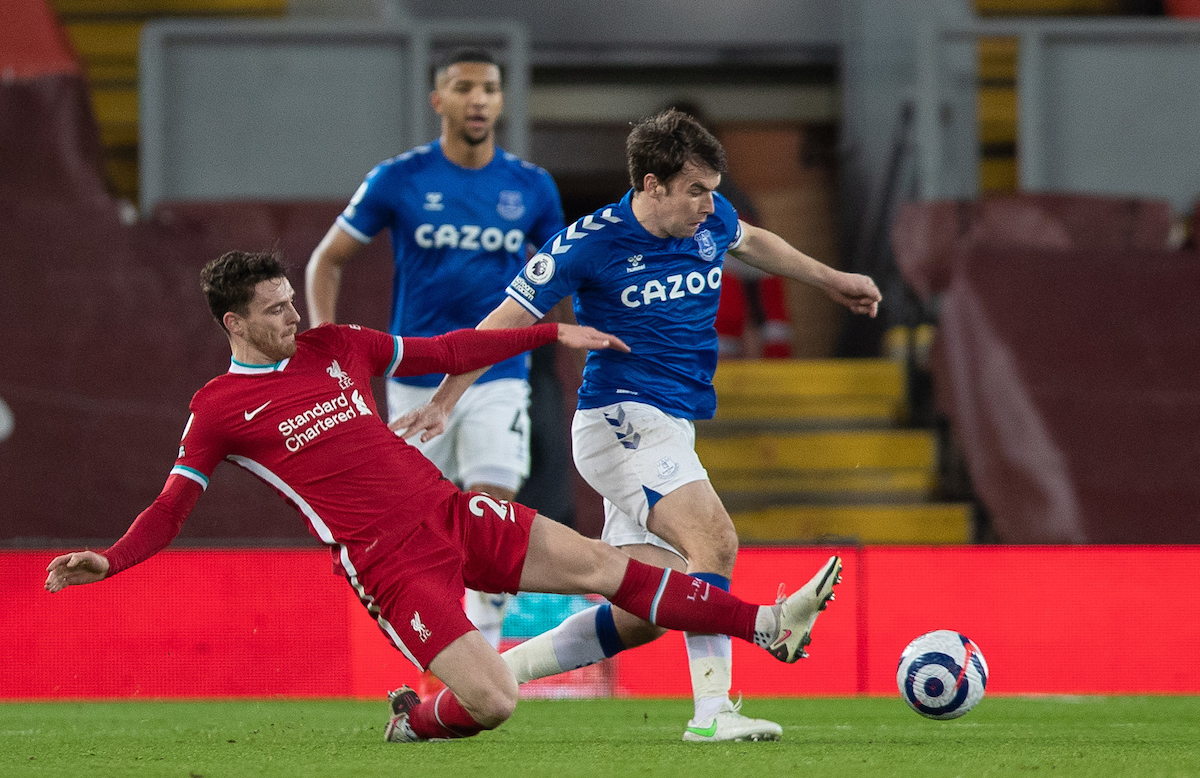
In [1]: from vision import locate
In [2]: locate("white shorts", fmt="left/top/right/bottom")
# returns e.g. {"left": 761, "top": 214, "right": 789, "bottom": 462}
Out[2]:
{"left": 387, "top": 378, "right": 531, "bottom": 492}
{"left": 571, "top": 401, "right": 708, "bottom": 556}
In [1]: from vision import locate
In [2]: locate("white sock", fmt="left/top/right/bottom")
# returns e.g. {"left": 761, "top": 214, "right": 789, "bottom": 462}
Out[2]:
{"left": 502, "top": 629, "right": 563, "bottom": 684}
{"left": 464, "top": 589, "right": 509, "bottom": 649}
{"left": 686, "top": 632, "right": 733, "bottom": 721}
{"left": 503, "top": 605, "right": 611, "bottom": 683}
{"left": 752, "top": 605, "right": 781, "bottom": 649}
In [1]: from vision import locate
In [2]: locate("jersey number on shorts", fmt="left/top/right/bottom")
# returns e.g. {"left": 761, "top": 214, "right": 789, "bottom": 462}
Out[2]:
{"left": 470, "top": 494, "right": 516, "bottom": 523}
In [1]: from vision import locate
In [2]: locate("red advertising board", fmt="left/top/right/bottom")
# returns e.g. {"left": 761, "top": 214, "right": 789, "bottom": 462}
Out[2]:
{"left": 6, "top": 546, "right": 1199, "bottom": 699}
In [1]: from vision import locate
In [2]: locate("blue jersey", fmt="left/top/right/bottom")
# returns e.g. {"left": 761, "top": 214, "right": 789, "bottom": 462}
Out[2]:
{"left": 506, "top": 190, "right": 743, "bottom": 420}
{"left": 337, "top": 139, "right": 564, "bottom": 387}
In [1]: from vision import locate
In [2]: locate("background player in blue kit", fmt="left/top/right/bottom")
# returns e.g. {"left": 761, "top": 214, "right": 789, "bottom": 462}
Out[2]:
{"left": 306, "top": 48, "right": 566, "bottom": 649}
{"left": 396, "top": 109, "right": 881, "bottom": 743}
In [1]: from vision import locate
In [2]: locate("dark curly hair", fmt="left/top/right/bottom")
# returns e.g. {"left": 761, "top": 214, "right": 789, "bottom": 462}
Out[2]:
{"left": 626, "top": 109, "right": 727, "bottom": 191}
{"left": 200, "top": 250, "right": 289, "bottom": 330}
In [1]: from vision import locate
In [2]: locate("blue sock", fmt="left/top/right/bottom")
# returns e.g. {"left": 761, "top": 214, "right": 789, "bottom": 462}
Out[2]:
{"left": 691, "top": 572, "right": 731, "bottom": 592}
{"left": 595, "top": 602, "right": 626, "bottom": 658}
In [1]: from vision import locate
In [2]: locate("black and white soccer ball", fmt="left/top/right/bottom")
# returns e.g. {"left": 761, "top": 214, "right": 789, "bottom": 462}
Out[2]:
{"left": 897, "top": 630, "right": 988, "bottom": 720}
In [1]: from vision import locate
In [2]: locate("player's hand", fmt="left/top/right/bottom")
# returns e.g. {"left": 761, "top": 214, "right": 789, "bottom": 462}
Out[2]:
{"left": 45, "top": 550, "right": 110, "bottom": 592}
{"left": 389, "top": 402, "right": 449, "bottom": 443}
{"left": 556, "top": 324, "right": 631, "bottom": 353}
{"left": 826, "top": 272, "right": 882, "bottom": 318}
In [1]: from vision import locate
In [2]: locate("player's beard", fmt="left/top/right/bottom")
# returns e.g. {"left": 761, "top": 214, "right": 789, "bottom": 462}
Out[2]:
{"left": 246, "top": 324, "right": 297, "bottom": 363}
{"left": 460, "top": 127, "right": 491, "bottom": 147}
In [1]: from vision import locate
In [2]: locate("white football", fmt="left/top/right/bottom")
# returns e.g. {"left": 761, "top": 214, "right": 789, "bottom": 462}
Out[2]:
{"left": 897, "top": 630, "right": 989, "bottom": 720}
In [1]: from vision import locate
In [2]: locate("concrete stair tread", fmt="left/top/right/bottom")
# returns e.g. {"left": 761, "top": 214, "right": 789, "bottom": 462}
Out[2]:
{"left": 710, "top": 358, "right": 908, "bottom": 427}
{"left": 732, "top": 503, "right": 972, "bottom": 545}
{"left": 698, "top": 424, "right": 949, "bottom": 539}
{"left": 696, "top": 429, "right": 937, "bottom": 470}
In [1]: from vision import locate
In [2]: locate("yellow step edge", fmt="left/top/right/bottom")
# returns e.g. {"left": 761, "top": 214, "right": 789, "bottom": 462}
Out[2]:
{"left": 713, "top": 359, "right": 904, "bottom": 399}
{"left": 978, "top": 86, "right": 1017, "bottom": 124}
{"left": 81, "top": 63, "right": 139, "bottom": 83}
{"left": 65, "top": 21, "right": 142, "bottom": 60}
{"left": 103, "top": 157, "right": 140, "bottom": 199}
{"left": 90, "top": 88, "right": 138, "bottom": 130}
{"left": 980, "top": 122, "right": 1017, "bottom": 146}
{"left": 98, "top": 124, "right": 138, "bottom": 148}
{"left": 696, "top": 430, "right": 936, "bottom": 471}
{"left": 710, "top": 469, "right": 937, "bottom": 497}
{"left": 710, "top": 397, "right": 905, "bottom": 423}
{"left": 979, "top": 37, "right": 1018, "bottom": 82}
{"left": 981, "top": 157, "right": 1018, "bottom": 193}
{"left": 732, "top": 504, "right": 971, "bottom": 544}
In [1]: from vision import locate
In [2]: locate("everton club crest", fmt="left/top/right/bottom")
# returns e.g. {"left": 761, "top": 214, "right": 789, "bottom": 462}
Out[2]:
{"left": 695, "top": 229, "right": 717, "bottom": 261}
{"left": 497, "top": 190, "right": 525, "bottom": 220}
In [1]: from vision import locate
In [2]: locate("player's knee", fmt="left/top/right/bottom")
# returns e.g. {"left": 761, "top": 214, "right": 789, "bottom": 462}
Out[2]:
{"left": 685, "top": 529, "right": 738, "bottom": 576}
{"left": 470, "top": 678, "right": 519, "bottom": 728}
{"left": 711, "top": 532, "right": 739, "bottom": 574}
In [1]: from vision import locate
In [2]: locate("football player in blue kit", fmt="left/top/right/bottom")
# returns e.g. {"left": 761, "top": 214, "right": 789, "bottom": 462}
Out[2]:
{"left": 395, "top": 109, "right": 881, "bottom": 742}
{"left": 306, "top": 48, "right": 566, "bottom": 649}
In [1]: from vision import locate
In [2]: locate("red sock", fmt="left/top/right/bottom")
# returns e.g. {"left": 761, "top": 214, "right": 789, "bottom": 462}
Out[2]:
{"left": 408, "top": 688, "right": 488, "bottom": 740}
{"left": 611, "top": 559, "right": 758, "bottom": 643}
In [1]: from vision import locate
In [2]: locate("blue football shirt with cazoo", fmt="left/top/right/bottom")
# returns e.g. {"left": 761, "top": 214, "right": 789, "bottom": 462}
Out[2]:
{"left": 506, "top": 190, "right": 742, "bottom": 420}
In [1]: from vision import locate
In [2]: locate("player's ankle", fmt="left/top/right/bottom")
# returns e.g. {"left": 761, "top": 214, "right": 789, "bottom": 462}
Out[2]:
{"left": 752, "top": 604, "right": 781, "bottom": 649}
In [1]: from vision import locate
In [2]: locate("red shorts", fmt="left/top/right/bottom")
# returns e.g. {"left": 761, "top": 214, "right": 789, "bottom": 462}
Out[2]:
{"left": 347, "top": 486, "right": 537, "bottom": 670}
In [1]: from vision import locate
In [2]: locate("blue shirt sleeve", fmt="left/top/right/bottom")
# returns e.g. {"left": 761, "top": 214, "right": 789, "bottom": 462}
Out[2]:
{"left": 527, "top": 170, "right": 566, "bottom": 249}
{"left": 336, "top": 163, "right": 392, "bottom": 243}
{"left": 505, "top": 223, "right": 590, "bottom": 319}
{"left": 712, "top": 191, "right": 743, "bottom": 250}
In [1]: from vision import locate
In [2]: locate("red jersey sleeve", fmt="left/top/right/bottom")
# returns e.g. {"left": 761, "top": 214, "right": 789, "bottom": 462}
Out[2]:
{"left": 395, "top": 323, "right": 558, "bottom": 377}
{"left": 316, "top": 324, "right": 404, "bottom": 378}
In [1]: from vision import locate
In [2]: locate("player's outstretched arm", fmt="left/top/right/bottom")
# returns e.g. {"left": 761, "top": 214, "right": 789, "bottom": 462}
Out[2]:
{"left": 389, "top": 298, "right": 578, "bottom": 442}
{"left": 392, "top": 324, "right": 624, "bottom": 440}
{"left": 390, "top": 320, "right": 628, "bottom": 442}
{"left": 45, "top": 550, "right": 110, "bottom": 592}
{"left": 306, "top": 224, "right": 364, "bottom": 327}
{"left": 730, "top": 222, "right": 881, "bottom": 318}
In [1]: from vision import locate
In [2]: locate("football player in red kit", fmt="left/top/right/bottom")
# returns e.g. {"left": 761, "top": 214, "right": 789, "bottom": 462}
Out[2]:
{"left": 46, "top": 250, "right": 842, "bottom": 743}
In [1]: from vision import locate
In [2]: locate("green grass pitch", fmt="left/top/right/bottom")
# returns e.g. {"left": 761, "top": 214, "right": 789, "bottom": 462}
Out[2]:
{"left": 3, "top": 697, "right": 1200, "bottom": 777}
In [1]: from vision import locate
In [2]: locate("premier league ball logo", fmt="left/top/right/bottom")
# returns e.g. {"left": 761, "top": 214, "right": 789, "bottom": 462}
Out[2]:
{"left": 897, "top": 630, "right": 988, "bottom": 720}
{"left": 524, "top": 253, "right": 555, "bottom": 285}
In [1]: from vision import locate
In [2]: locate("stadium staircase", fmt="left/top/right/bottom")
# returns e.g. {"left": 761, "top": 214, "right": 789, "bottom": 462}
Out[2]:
{"left": 696, "top": 359, "right": 974, "bottom": 545}
{"left": 974, "top": 0, "right": 1125, "bottom": 193}
{"left": 50, "top": 0, "right": 288, "bottom": 203}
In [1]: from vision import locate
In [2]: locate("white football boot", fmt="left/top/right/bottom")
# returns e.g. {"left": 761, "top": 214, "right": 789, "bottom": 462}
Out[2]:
{"left": 384, "top": 685, "right": 425, "bottom": 743}
{"left": 682, "top": 697, "right": 783, "bottom": 742}
{"left": 766, "top": 555, "right": 842, "bottom": 663}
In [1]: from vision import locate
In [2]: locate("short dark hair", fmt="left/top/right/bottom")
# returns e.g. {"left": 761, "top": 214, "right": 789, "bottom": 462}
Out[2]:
{"left": 200, "top": 250, "right": 288, "bottom": 330}
{"left": 626, "top": 109, "right": 727, "bottom": 191}
{"left": 434, "top": 47, "right": 501, "bottom": 86}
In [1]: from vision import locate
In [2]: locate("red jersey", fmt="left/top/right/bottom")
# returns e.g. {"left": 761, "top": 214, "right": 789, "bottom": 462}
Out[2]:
{"left": 103, "top": 323, "right": 557, "bottom": 576}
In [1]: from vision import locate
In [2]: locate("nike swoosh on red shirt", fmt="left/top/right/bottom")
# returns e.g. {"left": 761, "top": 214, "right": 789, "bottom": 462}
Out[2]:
{"left": 244, "top": 401, "right": 271, "bottom": 421}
